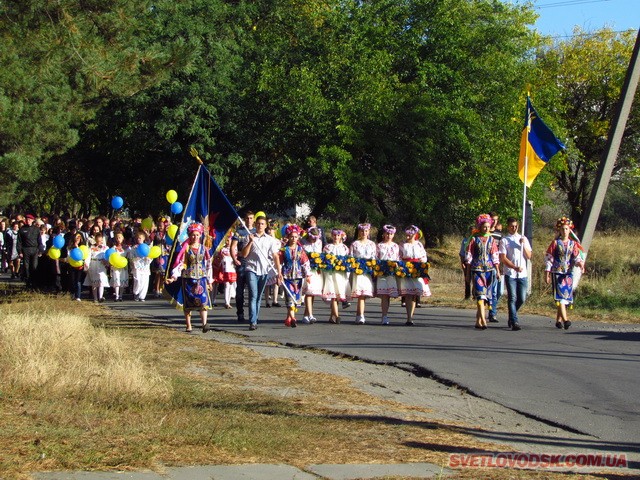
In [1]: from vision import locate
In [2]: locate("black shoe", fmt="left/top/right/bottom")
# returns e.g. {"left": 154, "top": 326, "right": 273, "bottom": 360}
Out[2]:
{"left": 202, "top": 324, "right": 209, "bottom": 333}
{"left": 272, "top": 302, "right": 281, "bottom": 308}
{"left": 249, "top": 323, "right": 257, "bottom": 331}
{"left": 265, "top": 303, "right": 271, "bottom": 308}
{"left": 555, "top": 321, "right": 562, "bottom": 329}
{"left": 512, "top": 322, "right": 521, "bottom": 331}
{"left": 507, "top": 319, "right": 513, "bottom": 328}
{"left": 564, "top": 320, "right": 571, "bottom": 330}
{"left": 488, "top": 316, "right": 499, "bottom": 323}
{"left": 342, "top": 301, "right": 351, "bottom": 309}
{"left": 415, "top": 302, "right": 422, "bottom": 308}
{"left": 405, "top": 320, "right": 414, "bottom": 326}
{"left": 98, "top": 297, "right": 105, "bottom": 303}
{"left": 237, "top": 316, "right": 245, "bottom": 323}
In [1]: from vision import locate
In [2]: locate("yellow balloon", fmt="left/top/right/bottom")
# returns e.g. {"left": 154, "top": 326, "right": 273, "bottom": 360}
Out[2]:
{"left": 79, "top": 244, "right": 90, "bottom": 259}
{"left": 116, "top": 256, "right": 128, "bottom": 269}
{"left": 274, "top": 228, "right": 282, "bottom": 240}
{"left": 109, "top": 253, "right": 122, "bottom": 267}
{"left": 48, "top": 247, "right": 61, "bottom": 260}
{"left": 166, "top": 189, "right": 178, "bottom": 204}
{"left": 69, "top": 258, "right": 84, "bottom": 268}
{"left": 148, "top": 245, "right": 162, "bottom": 259}
{"left": 141, "top": 217, "right": 154, "bottom": 231}
{"left": 167, "top": 224, "right": 178, "bottom": 240}
{"left": 255, "top": 210, "right": 266, "bottom": 220}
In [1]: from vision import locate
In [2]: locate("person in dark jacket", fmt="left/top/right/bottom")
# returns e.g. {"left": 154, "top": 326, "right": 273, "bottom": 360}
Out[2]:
{"left": 17, "top": 214, "right": 43, "bottom": 287}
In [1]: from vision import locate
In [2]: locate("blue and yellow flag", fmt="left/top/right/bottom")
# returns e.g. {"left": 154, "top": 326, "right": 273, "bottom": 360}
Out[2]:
{"left": 519, "top": 97, "right": 565, "bottom": 187}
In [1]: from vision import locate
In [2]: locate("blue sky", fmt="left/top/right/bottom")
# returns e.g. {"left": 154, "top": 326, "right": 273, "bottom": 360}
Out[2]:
{"left": 517, "top": 0, "right": 640, "bottom": 37}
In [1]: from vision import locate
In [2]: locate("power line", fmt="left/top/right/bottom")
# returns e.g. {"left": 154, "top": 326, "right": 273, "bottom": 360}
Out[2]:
{"left": 536, "top": 0, "right": 614, "bottom": 9}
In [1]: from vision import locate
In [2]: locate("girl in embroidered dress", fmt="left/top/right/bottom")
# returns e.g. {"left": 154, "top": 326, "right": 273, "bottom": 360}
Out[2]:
{"left": 322, "top": 229, "right": 350, "bottom": 323}
{"left": 166, "top": 222, "right": 214, "bottom": 333}
{"left": 301, "top": 226, "right": 324, "bottom": 324}
{"left": 350, "top": 223, "right": 376, "bottom": 324}
{"left": 279, "top": 224, "right": 311, "bottom": 328}
{"left": 151, "top": 220, "right": 170, "bottom": 298}
{"left": 84, "top": 232, "right": 109, "bottom": 302}
{"left": 465, "top": 214, "right": 500, "bottom": 329}
{"left": 544, "top": 216, "right": 585, "bottom": 330}
{"left": 109, "top": 231, "right": 129, "bottom": 302}
{"left": 399, "top": 226, "right": 428, "bottom": 325}
{"left": 213, "top": 235, "right": 237, "bottom": 309}
{"left": 376, "top": 225, "right": 400, "bottom": 325}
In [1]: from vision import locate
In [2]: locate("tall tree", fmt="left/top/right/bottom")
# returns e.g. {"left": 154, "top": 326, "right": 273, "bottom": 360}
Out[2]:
{"left": 533, "top": 28, "right": 640, "bottom": 229}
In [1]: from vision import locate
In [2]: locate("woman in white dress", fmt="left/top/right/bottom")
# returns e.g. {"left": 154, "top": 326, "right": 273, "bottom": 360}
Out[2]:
{"left": 349, "top": 223, "right": 376, "bottom": 325}
{"left": 376, "top": 225, "right": 400, "bottom": 325}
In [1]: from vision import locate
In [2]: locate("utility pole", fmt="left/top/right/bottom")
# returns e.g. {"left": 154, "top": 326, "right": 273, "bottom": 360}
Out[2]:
{"left": 579, "top": 28, "right": 640, "bottom": 253}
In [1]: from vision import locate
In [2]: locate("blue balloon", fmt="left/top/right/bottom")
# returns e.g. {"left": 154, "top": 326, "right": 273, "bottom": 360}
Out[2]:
{"left": 52, "top": 235, "right": 65, "bottom": 249}
{"left": 111, "top": 196, "right": 124, "bottom": 209}
{"left": 70, "top": 247, "right": 83, "bottom": 262}
{"left": 165, "top": 236, "right": 173, "bottom": 246}
{"left": 104, "top": 247, "right": 116, "bottom": 261}
{"left": 170, "top": 201, "right": 183, "bottom": 215}
{"left": 136, "top": 243, "right": 150, "bottom": 257}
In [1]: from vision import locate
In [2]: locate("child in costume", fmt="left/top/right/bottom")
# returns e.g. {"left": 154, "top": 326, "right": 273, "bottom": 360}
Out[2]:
{"left": 279, "top": 224, "right": 311, "bottom": 327}
{"left": 128, "top": 231, "right": 153, "bottom": 302}
{"left": 301, "top": 226, "right": 324, "bottom": 324}
{"left": 349, "top": 223, "right": 376, "bottom": 324}
{"left": 151, "top": 219, "right": 170, "bottom": 298}
{"left": 109, "top": 231, "right": 129, "bottom": 301}
{"left": 322, "top": 229, "right": 350, "bottom": 323}
{"left": 166, "top": 222, "right": 214, "bottom": 333}
{"left": 544, "top": 216, "right": 585, "bottom": 330}
{"left": 465, "top": 214, "right": 500, "bottom": 329}
{"left": 83, "top": 232, "right": 109, "bottom": 302}
{"left": 376, "top": 225, "right": 400, "bottom": 325}
{"left": 213, "top": 235, "right": 237, "bottom": 309}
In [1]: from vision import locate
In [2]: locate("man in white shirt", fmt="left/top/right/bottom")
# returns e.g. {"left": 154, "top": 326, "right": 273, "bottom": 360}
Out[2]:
{"left": 241, "top": 215, "right": 283, "bottom": 330}
{"left": 499, "top": 217, "right": 532, "bottom": 331}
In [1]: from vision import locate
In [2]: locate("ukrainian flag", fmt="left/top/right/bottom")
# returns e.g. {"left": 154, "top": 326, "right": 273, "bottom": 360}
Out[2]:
{"left": 519, "top": 97, "right": 565, "bottom": 187}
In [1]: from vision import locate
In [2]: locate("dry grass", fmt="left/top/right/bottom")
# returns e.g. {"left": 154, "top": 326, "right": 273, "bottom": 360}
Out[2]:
{"left": 0, "top": 291, "right": 621, "bottom": 480}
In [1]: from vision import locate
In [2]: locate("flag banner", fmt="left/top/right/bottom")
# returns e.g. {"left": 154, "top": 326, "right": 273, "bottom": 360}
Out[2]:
{"left": 519, "top": 97, "right": 566, "bottom": 187}
{"left": 164, "top": 165, "right": 239, "bottom": 308}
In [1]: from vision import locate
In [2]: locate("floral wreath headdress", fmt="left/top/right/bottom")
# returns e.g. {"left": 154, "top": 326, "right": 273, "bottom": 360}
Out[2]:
{"left": 187, "top": 222, "right": 204, "bottom": 235}
{"left": 382, "top": 224, "right": 396, "bottom": 234}
{"left": 476, "top": 214, "right": 493, "bottom": 229}
{"left": 556, "top": 216, "right": 574, "bottom": 229}
{"left": 306, "top": 227, "right": 320, "bottom": 240}
{"left": 285, "top": 224, "right": 302, "bottom": 236}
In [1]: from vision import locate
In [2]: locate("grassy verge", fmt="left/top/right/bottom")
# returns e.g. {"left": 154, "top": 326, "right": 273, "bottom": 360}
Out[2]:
{"left": 0, "top": 290, "right": 619, "bottom": 480}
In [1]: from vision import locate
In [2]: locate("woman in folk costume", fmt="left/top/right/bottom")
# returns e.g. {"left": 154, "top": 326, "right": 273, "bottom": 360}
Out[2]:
{"left": 83, "top": 232, "right": 109, "bottom": 302}
{"left": 301, "top": 226, "right": 324, "bottom": 324}
{"left": 399, "top": 225, "right": 428, "bottom": 326}
{"left": 375, "top": 224, "right": 400, "bottom": 325}
{"left": 212, "top": 234, "right": 237, "bottom": 309}
{"left": 465, "top": 214, "right": 501, "bottom": 329}
{"left": 322, "top": 228, "right": 350, "bottom": 324}
{"left": 279, "top": 224, "right": 312, "bottom": 328}
{"left": 349, "top": 223, "right": 376, "bottom": 325}
{"left": 165, "top": 222, "right": 214, "bottom": 333}
{"left": 544, "top": 216, "right": 585, "bottom": 330}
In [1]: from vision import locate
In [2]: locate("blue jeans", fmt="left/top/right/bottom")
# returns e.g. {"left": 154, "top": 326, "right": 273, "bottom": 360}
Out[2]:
{"left": 246, "top": 271, "right": 268, "bottom": 326}
{"left": 505, "top": 275, "right": 528, "bottom": 324}
{"left": 489, "top": 275, "right": 502, "bottom": 319}
{"left": 235, "top": 261, "right": 247, "bottom": 319}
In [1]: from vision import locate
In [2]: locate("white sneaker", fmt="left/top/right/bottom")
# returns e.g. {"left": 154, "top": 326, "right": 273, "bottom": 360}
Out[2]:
{"left": 356, "top": 315, "right": 365, "bottom": 325}
{"left": 302, "top": 316, "right": 311, "bottom": 324}
{"left": 382, "top": 316, "right": 389, "bottom": 325}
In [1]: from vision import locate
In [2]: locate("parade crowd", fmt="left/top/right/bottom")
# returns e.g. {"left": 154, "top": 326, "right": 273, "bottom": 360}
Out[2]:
{"left": 0, "top": 210, "right": 584, "bottom": 332}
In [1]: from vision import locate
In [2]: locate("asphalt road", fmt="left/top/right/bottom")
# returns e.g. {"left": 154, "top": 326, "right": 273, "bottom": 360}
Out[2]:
{"left": 114, "top": 294, "right": 640, "bottom": 461}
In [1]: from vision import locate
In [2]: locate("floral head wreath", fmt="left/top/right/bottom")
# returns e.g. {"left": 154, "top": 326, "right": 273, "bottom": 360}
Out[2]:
{"left": 285, "top": 224, "right": 302, "bottom": 236}
{"left": 476, "top": 214, "right": 493, "bottom": 228}
{"left": 382, "top": 224, "right": 396, "bottom": 234}
{"left": 331, "top": 228, "right": 346, "bottom": 239}
{"left": 357, "top": 223, "right": 371, "bottom": 231}
{"left": 405, "top": 225, "right": 419, "bottom": 236}
{"left": 556, "top": 216, "right": 574, "bottom": 229}
{"left": 306, "top": 227, "right": 320, "bottom": 240}
{"left": 187, "top": 222, "right": 204, "bottom": 235}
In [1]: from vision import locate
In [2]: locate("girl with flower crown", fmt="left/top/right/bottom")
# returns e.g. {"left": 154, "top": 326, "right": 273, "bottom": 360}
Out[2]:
{"left": 166, "top": 222, "right": 213, "bottom": 333}
{"left": 399, "top": 225, "right": 428, "bottom": 326}
{"left": 465, "top": 214, "right": 500, "bottom": 329}
{"left": 350, "top": 223, "right": 376, "bottom": 324}
{"left": 279, "top": 224, "right": 311, "bottom": 327}
{"left": 322, "top": 228, "right": 350, "bottom": 323}
{"left": 301, "top": 226, "right": 324, "bottom": 323}
{"left": 544, "top": 216, "right": 585, "bottom": 330}
{"left": 376, "top": 225, "right": 400, "bottom": 325}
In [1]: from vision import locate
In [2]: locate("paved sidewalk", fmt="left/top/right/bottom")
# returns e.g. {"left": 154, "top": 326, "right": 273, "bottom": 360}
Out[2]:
{"left": 33, "top": 462, "right": 450, "bottom": 479}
